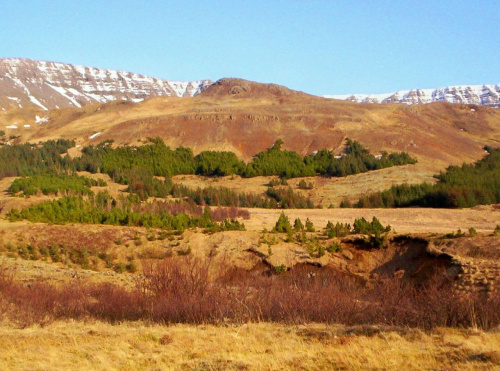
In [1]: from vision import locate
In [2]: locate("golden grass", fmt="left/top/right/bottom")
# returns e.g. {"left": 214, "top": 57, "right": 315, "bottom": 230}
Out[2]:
{"left": 0, "top": 321, "right": 498, "bottom": 370}
{"left": 244, "top": 206, "right": 500, "bottom": 234}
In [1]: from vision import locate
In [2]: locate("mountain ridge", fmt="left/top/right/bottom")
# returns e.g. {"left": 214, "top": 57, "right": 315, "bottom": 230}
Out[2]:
{"left": 324, "top": 84, "right": 500, "bottom": 108}
{"left": 1, "top": 58, "right": 499, "bottom": 111}
{"left": 0, "top": 58, "right": 212, "bottom": 111}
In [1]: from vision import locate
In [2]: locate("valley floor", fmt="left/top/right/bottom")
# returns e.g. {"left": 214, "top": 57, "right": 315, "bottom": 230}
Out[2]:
{"left": 1, "top": 321, "right": 499, "bottom": 370}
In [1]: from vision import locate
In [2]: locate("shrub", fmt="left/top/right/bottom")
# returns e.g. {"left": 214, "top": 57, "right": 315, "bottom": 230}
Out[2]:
{"left": 273, "top": 264, "right": 287, "bottom": 275}
{"left": 326, "top": 242, "right": 342, "bottom": 253}
{"left": 0, "top": 259, "right": 499, "bottom": 330}
{"left": 126, "top": 261, "right": 138, "bottom": 273}
{"left": 305, "top": 218, "right": 315, "bottom": 232}
{"left": 444, "top": 229, "right": 466, "bottom": 239}
{"left": 325, "top": 221, "right": 351, "bottom": 238}
{"left": 298, "top": 180, "right": 313, "bottom": 190}
{"left": 204, "top": 219, "right": 246, "bottom": 234}
{"left": 366, "top": 234, "right": 389, "bottom": 249}
{"left": 268, "top": 178, "right": 288, "bottom": 187}
{"left": 494, "top": 225, "right": 500, "bottom": 236}
{"left": 177, "top": 247, "right": 192, "bottom": 256}
{"left": 339, "top": 198, "right": 352, "bottom": 208}
{"left": 353, "top": 217, "right": 391, "bottom": 235}
{"left": 114, "top": 262, "right": 127, "bottom": 273}
{"left": 293, "top": 218, "right": 304, "bottom": 231}
{"left": 273, "top": 212, "right": 292, "bottom": 233}
{"left": 353, "top": 217, "right": 391, "bottom": 249}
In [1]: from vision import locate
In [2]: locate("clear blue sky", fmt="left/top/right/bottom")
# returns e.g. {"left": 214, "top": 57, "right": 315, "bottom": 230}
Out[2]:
{"left": 2, "top": 1, "right": 499, "bottom": 95}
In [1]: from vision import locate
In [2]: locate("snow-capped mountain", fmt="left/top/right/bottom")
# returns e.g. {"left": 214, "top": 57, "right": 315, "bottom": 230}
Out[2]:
{"left": 0, "top": 58, "right": 212, "bottom": 111}
{"left": 324, "top": 84, "right": 500, "bottom": 108}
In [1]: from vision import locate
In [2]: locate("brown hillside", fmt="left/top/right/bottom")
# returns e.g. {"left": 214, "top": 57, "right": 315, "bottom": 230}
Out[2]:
{"left": 2, "top": 78, "right": 500, "bottom": 175}
{"left": 200, "top": 77, "right": 310, "bottom": 99}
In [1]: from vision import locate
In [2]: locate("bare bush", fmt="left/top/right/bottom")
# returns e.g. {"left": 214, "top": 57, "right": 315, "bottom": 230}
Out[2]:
{"left": 0, "top": 259, "right": 498, "bottom": 330}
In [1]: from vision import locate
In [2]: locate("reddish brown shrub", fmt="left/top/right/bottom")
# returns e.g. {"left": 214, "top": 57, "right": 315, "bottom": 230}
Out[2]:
{"left": 0, "top": 259, "right": 498, "bottom": 330}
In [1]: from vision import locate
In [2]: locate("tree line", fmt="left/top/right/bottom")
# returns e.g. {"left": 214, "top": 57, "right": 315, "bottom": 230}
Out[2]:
{"left": 1, "top": 137, "right": 416, "bottom": 209}
{"left": 74, "top": 137, "right": 416, "bottom": 179}
{"left": 1, "top": 137, "right": 416, "bottom": 182}
{"left": 10, "top": 173, "right": 107, "bottom": 196}
{"left": 7, "top": 192, "right": 246, "bottom": 232}
{"left": 0, "top": 139, "right": 75, "bottom": 179}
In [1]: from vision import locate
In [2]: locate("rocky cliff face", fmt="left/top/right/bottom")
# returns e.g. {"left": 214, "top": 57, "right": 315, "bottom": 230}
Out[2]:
{"left": 324, "top": 84, "right": 500, "bottom": 108}
{"left": 0, "top": 58, "right": 212, "bottom": 111}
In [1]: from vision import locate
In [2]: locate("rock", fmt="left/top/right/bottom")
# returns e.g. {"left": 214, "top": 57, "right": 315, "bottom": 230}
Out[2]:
{"left": 394, "top": 270, "right": 405, "bottom": 279}
{"left": 341, "top": 250, "right": 353, "bottom": 260}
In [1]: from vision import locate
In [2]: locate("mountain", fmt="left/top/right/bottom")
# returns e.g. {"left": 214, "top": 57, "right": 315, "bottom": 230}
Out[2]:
{"left": 0, "top": 58, "right": 212, "bottom": 111}
{"left": 324, "top": 84, "right": 500, "bottom": 108}
{"left": 3, "top": 77, "right": 500, "bottom": 178}
{"left": 2, "top": 58, "right": 499, "bottom": 112}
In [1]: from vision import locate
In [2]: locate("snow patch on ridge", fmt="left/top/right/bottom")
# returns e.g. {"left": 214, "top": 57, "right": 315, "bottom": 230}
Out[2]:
{"left": 325, "top": 84, "right": 500, "bottom": 108}
{"left": 35, "top": 115, "right": 49, "bottom": 124}
{"left": 46, "top": 84, "right": 82, "bottom": 108}
{"left": 28, "top": 95, "right": 48, "bottom": 110}
{"left": 0, "top": 58, "right": 213, "bottom": 111}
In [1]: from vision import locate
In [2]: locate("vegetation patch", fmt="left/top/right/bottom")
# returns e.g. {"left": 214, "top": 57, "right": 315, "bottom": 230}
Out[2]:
{"left": 10, "top": 173, "right": 106, "bottom": 196}
{"left": 0, "top": 257, "right": 498, "bottom": 330}
{"left": 7, "top": 192, "right": 249, "bottom": 232}
{"left": 357, "top": 147, "right": 500, "bottom": 208}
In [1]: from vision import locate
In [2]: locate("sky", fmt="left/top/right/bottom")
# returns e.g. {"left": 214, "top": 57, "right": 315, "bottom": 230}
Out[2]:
{"left": 1, "top": 1, "right": 499, "bottom": 95}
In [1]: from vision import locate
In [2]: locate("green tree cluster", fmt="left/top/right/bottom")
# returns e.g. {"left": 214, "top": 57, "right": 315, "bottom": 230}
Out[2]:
{"left": 273, "top": 212, "right": 293, "bottom": 233}
{"left": 243, "top": 140, "right": 316, "bottom": 178}
{"left": 0, "top": 140, "right": 75, "bottom": 179}
{"left": 10, "top": 173, "right": 106, "bottom": 196}
{"left": 7, "top": 193, "right": 237, "bottom": 232}
{"left": 325, "top": 221, "right": 351, "bottom": 237}
{"left": 305, "top": 139, "right": 417, "bottom": 177}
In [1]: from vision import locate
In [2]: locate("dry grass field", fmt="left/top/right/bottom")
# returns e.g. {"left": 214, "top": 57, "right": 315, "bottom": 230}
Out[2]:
{"left": 172, "top": 163, "right": 437, "bottom": 207}
{"left": 0, "top": 321, "right": 499, "bottom": 370}
{"left": 244, "top": 205, "right": 500, "bottom": 234}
